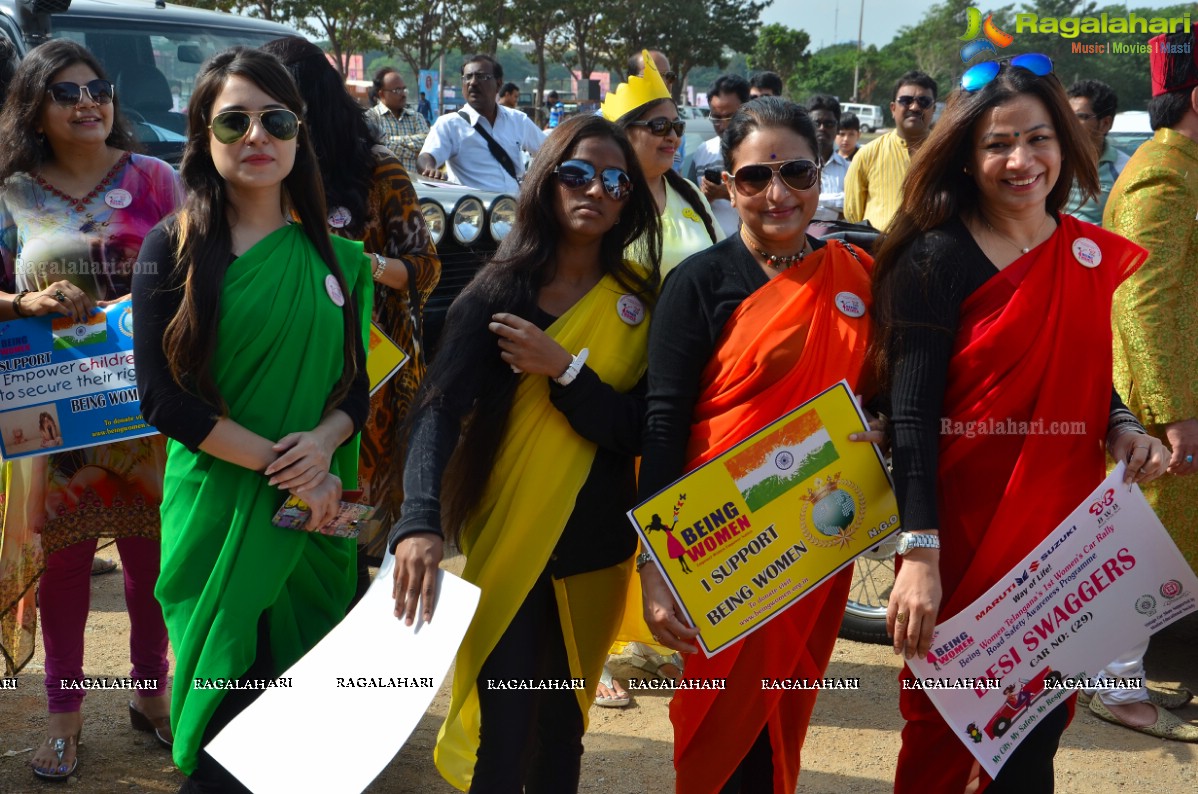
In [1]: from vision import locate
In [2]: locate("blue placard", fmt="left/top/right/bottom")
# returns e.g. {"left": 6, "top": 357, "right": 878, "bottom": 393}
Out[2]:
{"left": 0, "top": 300, "right": 156, "bottom": 460}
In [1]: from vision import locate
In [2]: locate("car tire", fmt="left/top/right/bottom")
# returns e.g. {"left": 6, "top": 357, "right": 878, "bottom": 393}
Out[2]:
{"left": 862, "top": 125, "right": 873, "bottom": 133}
{"left": 992, "top": 716, "right": 1012, "bottom": 738}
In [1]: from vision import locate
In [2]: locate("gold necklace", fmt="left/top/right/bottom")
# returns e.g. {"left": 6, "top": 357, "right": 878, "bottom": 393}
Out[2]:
{"left": 983, "top": 213, "right": 1050, "bottom": 255}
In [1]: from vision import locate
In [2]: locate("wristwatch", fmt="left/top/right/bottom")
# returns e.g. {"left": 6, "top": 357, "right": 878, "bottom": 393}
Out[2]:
{"left": 554, "top": 347, "right": 589, "bottom": 386}
{"left": 895, "top": 531, "right": 940, "bottom": 556}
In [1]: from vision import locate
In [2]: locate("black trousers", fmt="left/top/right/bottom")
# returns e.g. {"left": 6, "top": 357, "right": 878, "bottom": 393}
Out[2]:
{"left": 718, "top": 727, "right": 774, "bottom": 794}
{"left": 470, "top": 571, "right": 584, "bottom": 794}
{"left": 985, "top": 699, "right": 1070, "bottom": 793}
{"left": 178, "top": 615, "right": 275, "bottom": 794}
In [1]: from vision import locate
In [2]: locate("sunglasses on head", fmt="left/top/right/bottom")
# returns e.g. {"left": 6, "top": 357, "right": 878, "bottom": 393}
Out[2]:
{"left": 961, "top": 53, "right": 1054, "bottom": 92}
{"left": 731, "top": 159, "right": 820, "bottom": 195}
{"left": 895, "top": 95, "right": 934, "bottom": 109}
{"left": 208, "top": 108, "right": 302, "bottom": 145}
{"left": 554, "top": 159, "right": 633, "bottom": 200}
{"left": 627, "top": 117, "right": 685, "bottom": 137}
{"left": 46, "top": 79, "right": 115, "bottom": 107}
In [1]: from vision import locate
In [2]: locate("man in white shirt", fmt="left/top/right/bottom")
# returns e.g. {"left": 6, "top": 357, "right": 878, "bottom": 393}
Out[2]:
{"left": 689, "top": 74, "right": 749, "bottom": 237}
{"left": 417, "top": 54, "right": 546, "bottom": 193}
{"left": 808, "top": 94, "right": 850, "bottom": 221}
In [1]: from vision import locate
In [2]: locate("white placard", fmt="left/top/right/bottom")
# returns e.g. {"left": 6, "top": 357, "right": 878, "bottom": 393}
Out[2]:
{"left": 207, "top": 555, "right": 479, "bottom": 793}
{"left": 907, "top": 463, "right": 1198, "bottom": 778}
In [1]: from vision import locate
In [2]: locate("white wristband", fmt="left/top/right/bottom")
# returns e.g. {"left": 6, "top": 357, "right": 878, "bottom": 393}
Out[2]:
{"left": 554, "top": 348, "right": 589, "bottom": 386}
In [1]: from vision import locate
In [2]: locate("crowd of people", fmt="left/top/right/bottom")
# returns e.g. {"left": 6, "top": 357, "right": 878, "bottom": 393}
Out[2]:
{"left": 0, "top": 18, "right": 1196, "bottom": 794}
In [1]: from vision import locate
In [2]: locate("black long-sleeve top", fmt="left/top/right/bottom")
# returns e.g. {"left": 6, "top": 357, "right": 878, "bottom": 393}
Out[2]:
{"left": 887, "top": 216, "right": 1128, "bottom": 532}
{"left": 132, "top": 223, "right": 370, "bottom": 452}
{"left": 388, "top": 290, "right": 646, "bottom": 578}
{"left": 639, "top": 234, "right": 839, "bottom": 501}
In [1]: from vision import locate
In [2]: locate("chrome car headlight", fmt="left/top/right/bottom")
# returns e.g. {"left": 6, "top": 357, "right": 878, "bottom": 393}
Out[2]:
{"left": 419, "top": 198, "right": 446, "bottom": 246}
{"left": 488, "top": 196, "right": 517, "bottom": 242}
{"left": 452, "top": 196, "right": 485, "bottom": 245}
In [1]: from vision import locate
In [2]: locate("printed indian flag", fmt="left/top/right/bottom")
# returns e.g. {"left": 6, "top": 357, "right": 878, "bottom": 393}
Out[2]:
{"left": 723, "top": 410, "right": 839, "bottom": 512}
{"left": 51, "top": 311, "right": 107, "bottom": 350}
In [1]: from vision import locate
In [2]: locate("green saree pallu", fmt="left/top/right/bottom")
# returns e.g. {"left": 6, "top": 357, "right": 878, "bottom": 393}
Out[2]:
{"left": 155, "top": 224, "right": 371, "bottom": 774}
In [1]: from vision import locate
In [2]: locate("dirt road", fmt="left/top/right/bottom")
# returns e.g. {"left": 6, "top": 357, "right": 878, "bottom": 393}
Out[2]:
{"left": 1, "top": 547, "right": 1194, "bottom": 793}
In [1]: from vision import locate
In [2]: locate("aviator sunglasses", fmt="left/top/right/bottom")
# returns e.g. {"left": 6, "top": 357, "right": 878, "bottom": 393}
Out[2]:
{"left": 554, "top": 159, "right": 633, "bottom": 200}
{"left": 731, "top": 159, "right": 820, "bottom": 196}
{"left": 626, "top": 117, "right": 686, "bottom": 137}
{"left": 961, "top": 53, "right": 1054, "bottom": 92}
{"left": 208, "top": 108, "right": 302, "bottom": 144}
{"left": 46, "top": 79, "right": 115, "bottom": 107}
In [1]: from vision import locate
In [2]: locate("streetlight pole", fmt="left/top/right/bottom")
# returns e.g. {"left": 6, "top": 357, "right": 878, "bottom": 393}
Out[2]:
{"left": 852, "top": 0, "right": 865, "bottom": 101}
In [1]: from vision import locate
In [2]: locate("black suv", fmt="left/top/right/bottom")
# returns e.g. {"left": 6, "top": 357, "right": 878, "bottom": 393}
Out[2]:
{"left": 0, "top": 0, "right": 513, "bottom": 351}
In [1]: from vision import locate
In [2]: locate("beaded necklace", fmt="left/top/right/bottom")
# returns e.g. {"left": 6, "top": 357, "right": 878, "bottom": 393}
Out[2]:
{"left": 35, "top": 151, "right": 131, "bottom": 213}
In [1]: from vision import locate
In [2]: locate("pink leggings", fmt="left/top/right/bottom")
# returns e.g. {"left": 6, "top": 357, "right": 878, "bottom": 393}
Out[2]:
{"left": 40, "top": 537, "right": 169, "bottom": 713}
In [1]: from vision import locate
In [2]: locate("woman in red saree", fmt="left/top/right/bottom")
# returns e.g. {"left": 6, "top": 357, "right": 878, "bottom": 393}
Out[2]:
{"left": 871, "top": 59, "right": 1169, "bottom": 793}
{"left": 639, "top": 97, "right": 882, "bottom": 793}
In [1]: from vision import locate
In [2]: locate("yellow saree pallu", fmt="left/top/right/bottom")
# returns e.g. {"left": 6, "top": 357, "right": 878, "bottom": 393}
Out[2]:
{"left": 434, "top": 273, "right": 649, "bottom": 790}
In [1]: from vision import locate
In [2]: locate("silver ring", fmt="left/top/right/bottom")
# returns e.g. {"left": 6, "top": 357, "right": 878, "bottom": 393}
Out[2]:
{"left": 54, "top": 289, "right": 67, "bottom": 303}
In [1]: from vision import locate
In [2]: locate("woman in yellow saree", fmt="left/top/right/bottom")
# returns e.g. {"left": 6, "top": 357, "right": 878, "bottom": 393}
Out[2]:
{"left": 390, "top": 113, "right": 661, "bottom": 792}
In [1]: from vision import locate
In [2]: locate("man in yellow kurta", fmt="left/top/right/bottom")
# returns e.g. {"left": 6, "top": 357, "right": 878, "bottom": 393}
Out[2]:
{"left": 1095, "top": 23, "right": 1198, "bottom": 743}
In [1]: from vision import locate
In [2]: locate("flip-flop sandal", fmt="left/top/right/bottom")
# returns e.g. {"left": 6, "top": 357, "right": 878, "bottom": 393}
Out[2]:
{"left": 31, "top": 730, "right": 81, "bottom": 781}
{"left": 627, "top": 643, "right": 684, "bottom": 682}
{"left": 595, "top": 665, "right": 631, "bottom": 708}
{"left": 129, "top": 700, "right": 173, "bottom": 748}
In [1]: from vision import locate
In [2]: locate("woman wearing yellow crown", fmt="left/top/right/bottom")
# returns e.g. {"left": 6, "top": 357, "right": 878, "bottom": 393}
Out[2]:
{"left": 595, "top": 50, "right": 725, "bottom": 709}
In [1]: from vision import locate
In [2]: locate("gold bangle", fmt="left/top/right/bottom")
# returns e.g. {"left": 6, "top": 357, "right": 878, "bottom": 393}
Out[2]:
{"left": 371, "top": 252, "right": 387, "bottom": 281}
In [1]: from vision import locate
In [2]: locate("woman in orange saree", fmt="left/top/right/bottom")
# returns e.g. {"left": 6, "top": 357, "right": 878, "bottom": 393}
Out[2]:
{"left": 639, "top": 97, "right": 881, "bottom": 793}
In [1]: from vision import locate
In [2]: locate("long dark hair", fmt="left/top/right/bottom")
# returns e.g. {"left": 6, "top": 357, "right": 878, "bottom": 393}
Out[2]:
{"left": 617, "top": 98, "right": 718, "bottom": 244}
{"left": 162, "top": 47, "right": 359, "bottom": 414}
{"left": 0, "top": 39, "right": 137, "bottom": 180}
{"left": 426, "top": 113, "right": 662, "bottom": 543}
{"left": 869, "top": 65, "right": 1098, "bottom": 387}
{"left": 261, "top": 36, "right": 375, "bottom": 238}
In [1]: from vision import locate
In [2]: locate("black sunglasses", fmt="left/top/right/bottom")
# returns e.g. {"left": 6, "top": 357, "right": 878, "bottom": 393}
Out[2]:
{"left": 627, "top": 117, "right": 685, "bottom": 137}
{"left": 209, "top": 109, "right": 302, "bottom": 144}
{"left": 731, "top": 159, "right": 820, "bottom": 195}
{"left": 554, "top": 159, "right": 632, "bottom": 200}
{"left": 895, "top": 95, "right": 934, "bottom": 109}
{"left": 46, "top": 79, "right": 115, "bottom": 107}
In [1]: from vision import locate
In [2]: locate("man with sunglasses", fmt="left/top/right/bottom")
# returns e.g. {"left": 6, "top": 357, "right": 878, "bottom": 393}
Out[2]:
{"left": 808, "top": 94, "right": 849, "bottom": 220}
{"left": 843, "top": 70, "right": 937, "bottom": 230}
{"left": 689, "top": 74, "right": 750, "bottom": 236}
{"left": 1064, "top": 80, "right": 1129, "bottom": 225}
{"left": 369, "top": 66, "right": 429, "bottom": 176}
{"left": 417, "top": 54, "right": 545, "bottom": 192}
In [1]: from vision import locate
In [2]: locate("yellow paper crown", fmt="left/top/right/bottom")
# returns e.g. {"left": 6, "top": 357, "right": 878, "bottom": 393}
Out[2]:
{"left": 601, "top": 49, "right": 672, "bottom": 122}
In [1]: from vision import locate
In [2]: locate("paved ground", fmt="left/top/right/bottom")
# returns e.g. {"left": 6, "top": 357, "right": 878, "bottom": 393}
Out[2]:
{"left": 1, "top": 546, "right": 1195, "bottom": 793}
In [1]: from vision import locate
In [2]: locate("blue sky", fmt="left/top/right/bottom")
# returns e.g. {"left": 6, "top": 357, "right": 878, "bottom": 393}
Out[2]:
{"left": 763, "top": 0, "right": 1193, "bottom": 50}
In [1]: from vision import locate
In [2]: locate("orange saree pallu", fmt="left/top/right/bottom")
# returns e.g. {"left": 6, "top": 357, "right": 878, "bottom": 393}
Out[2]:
{"left": 671, "top": 240, "right": 873, "bottom": 794}
{"left": 894, "top": 216, "right": 1146, "bottom": 793}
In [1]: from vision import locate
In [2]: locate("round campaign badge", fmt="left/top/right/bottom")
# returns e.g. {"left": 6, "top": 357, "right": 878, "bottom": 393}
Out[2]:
{"left": 1072, "top": 237, "right": 1101, "bottom": 268}
{"left": 327, "top": 206, "right": 352, "bottom": 229}
{"left": 835, "top": 291, "right": 866, "bottom": 318}
{"left": 325, "top": 274, "right": 345, "bottom": 307}
{"left": 104, "top": 189, "right": 132, "bottom": 209}
{"left": 617, "top": 294, "right": 645, "bottom": 325}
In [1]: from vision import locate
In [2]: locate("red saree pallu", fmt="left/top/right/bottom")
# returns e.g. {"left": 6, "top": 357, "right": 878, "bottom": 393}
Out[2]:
{"left": 894, "top": 216, "right": 1146, "bottom": 793}
{"left": 672, "top": 240, "right": 873, "bottom": 794}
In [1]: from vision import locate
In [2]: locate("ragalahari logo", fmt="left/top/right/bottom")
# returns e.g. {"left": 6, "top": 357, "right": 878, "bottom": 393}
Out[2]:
{"left": 960, "top": 7, "right": 1013, "bottom": 63}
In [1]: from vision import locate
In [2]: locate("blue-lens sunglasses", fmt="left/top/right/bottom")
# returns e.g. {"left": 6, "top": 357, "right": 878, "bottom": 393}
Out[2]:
{"left": 961, "top": 53, "right": 1054, "bottom": 92}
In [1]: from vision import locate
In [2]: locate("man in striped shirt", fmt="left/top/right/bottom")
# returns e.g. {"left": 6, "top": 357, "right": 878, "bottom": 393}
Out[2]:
{"left": 369, "top": 66, "right": 429, "bottom": 175}
{"left": 843, "top": 71, "right": 938, "bottom": 230}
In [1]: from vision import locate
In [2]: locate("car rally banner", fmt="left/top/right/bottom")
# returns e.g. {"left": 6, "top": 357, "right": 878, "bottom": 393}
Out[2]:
{"left": 907, "top": 463, "right": 1198, "bottom": 779}
{"left": 627, "top": 381, "right": 901, "bottom": 655}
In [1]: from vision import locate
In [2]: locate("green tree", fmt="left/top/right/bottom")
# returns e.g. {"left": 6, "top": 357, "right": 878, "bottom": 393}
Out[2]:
{"left": 306, "top": 0, "right": 386, "bottom": 77}
{"left": 747, "top": 23, "right": 811, "bottom": 88}
{"left": 382, "top": 0, "right": 453, "bottom": 74}
{"left": 511, "top": 0, "right": 567, "bottom": 114}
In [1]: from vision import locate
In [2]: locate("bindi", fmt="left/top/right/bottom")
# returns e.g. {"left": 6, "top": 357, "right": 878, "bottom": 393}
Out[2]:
{"left": 770, "top": 153, "right": 778, "bottom": 159}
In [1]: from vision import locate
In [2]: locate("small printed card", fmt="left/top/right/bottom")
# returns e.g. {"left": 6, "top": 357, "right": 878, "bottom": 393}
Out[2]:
{"left": 271, "top": 490, "right": 376, "bottom": 539}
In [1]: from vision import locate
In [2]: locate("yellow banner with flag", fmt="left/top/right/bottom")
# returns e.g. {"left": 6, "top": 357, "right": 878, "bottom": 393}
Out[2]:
{"left": 629, "top": 381, "right": 901, "bottom": 655}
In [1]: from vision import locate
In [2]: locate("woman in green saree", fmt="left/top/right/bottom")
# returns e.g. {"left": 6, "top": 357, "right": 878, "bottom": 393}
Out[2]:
{"left": 132, "top": 48, "right": 371, "bottom": 793}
